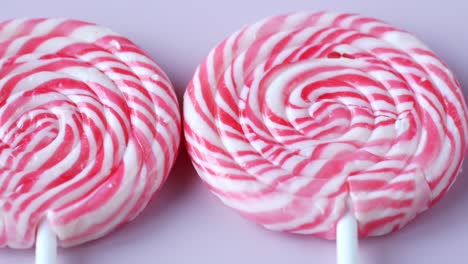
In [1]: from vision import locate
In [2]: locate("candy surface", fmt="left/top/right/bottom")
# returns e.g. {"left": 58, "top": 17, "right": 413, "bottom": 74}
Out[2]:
{"left": 184, "top": 12, "right": 468, "bottom": 239}
{"left": 0, "top": 18, "right": 180, "bottom": 248}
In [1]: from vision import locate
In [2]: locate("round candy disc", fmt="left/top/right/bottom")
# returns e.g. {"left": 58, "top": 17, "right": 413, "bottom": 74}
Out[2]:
{"left": 184, "top": 12, "right": 468, "bottom": 239}
{"left": 0, "top": 18, "right": 180, "bottom": 248}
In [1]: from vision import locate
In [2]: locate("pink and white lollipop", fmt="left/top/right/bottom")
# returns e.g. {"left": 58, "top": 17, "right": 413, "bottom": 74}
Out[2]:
{"left": 0, "top": 18, "right": 180, "bottom": 263}
{"left": 184, "top": 12, "right": 468, "bottom": 263}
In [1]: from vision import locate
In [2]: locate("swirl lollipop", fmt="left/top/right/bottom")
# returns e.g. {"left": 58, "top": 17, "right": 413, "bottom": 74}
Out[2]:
{"left": 0, "top": 18, "right": 181, "bottom": 263}
{"left": 184, "top": 12, "right": 468, "bottom": 263}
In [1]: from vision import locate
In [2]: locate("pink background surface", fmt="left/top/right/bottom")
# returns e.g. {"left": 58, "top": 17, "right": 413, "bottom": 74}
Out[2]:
{"left": 1, "top": 0, "right": 468, "bottom": 263}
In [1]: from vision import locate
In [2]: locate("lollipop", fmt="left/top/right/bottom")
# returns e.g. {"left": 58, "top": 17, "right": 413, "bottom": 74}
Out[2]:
{"left": 0, "top": 18, "right": 180, "bottom": 263}
{"left": 184, "top": 12, "right": 468, "bottom": 263}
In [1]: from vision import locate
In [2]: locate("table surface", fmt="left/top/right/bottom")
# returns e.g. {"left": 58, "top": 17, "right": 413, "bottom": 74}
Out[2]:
{"left": 1, "top": 0, "right": 467, "bottom": 263}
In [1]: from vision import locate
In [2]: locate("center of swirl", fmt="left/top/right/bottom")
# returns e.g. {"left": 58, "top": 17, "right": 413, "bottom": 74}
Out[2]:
{"left": 289, "top": 82, "right": 353, "bottom": 141}
{"left": 253, "top": 59, "right": 376, "bottom": 158}
{"left": 0, "top": 63, "right": 111, "bottom": 195}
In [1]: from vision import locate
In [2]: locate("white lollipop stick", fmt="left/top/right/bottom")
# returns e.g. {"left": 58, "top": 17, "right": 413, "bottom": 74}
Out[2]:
{"left": 36, "top": 221, "right": 57, "bottom": 264}
{"left": 336, "top": 211, "right": 358, "bottom": 264}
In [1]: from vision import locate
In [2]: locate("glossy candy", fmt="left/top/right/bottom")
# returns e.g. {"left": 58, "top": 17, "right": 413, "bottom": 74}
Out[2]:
{"left": 0, "top": 18, "right": 180, "bottom": 248}
{"left": 184, "top": 12, "right": 468, "bottom": 239}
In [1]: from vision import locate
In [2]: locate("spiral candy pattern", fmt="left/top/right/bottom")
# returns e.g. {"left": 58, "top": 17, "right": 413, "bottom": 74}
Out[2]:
{"left": 184, "top": 12, "right": 468, "bottom": 238}
{"left": 0, "top": 18, "right": 180, "bottom": 248}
